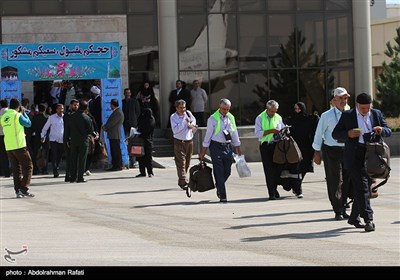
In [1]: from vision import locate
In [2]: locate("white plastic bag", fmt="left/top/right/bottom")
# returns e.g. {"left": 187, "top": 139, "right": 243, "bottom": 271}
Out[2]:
{"left": 233, "top": 154, "right": 251, "bottom": 178}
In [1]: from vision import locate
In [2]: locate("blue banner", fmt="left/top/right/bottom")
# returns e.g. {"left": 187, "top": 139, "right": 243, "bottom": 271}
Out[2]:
{"left": 0, "top": 42, "right": 120, "bottom": 81}
{"left": 0, "top": 80, "right": 21, "bottom": 102}
{"left": 101, "top": 78, "right": 129, "bottom": 166}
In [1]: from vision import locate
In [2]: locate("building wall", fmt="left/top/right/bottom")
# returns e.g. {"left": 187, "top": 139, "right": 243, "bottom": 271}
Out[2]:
{"left": 1, "top": 15, "right": 128, "bottom": 102}
{"left": 371, "top": 16, "right": 400, "bottom": 96}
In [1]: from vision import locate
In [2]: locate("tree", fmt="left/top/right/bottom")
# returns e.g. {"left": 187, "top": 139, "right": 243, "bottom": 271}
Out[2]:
{"left": 374, "top": 27, "right": 400, "bottom": 118}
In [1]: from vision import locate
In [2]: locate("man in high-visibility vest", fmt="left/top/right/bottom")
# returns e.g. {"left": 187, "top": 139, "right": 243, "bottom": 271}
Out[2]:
{"left": 199, "top": 98, "right": 242, "bottom": 203}
{"left": 0, "top": 98, "right": 34, "bottom": 198}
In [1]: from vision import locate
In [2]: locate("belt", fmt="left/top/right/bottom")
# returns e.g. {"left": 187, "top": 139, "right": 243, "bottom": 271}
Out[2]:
{"left": 211, "top": 140, "right": 231, "bottom": 146}
{"left": 358, "top": 142, "right": 366, "bottom": 147}
{"left": 174, "top": 138, "right": 192, "bottom": 143}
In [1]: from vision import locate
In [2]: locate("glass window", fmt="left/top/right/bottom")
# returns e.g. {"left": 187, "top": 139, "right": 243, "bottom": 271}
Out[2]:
{"left": 239, "top": 70, "right": 268, "bottom": 125}
{"left": 296, "top": 0, "right": 323, "bottom": 11}
{"left": 326, "top": 14, "right": 353, "bottom": 67}
{"left": 216, "top": 14, "right": 238, "bottom": 69}
{"left": 238, "top": 14, "right": 267, "bottom": 69}
{"left": 268, "top": 14, "right": 295, "bottom": 68}
{"left": 97, "top": 0, "right": 126, "bottom": 14}
{"left": 209, "top": 0, "right": 237, "bottom": 13}
{"left": 178, "top": 14, "right": 208, "bottom": 70}
{"left": 32, "top": 0, "right": 64, "bottom": 15}
{"left": 238, "top": 0, "right": 266, "bottom": 12}
{"left": 299, "top": 69, "right": 326, "bottom": 114}
{"left": 1, "top": 0, "right": 31, "bottom": 15}
{"left": 177, "top": 0, "right": 206, "bottom": 13}
{"left": 297, "top": 13, "right": 324, "bottom": 67}
{"left": 209, "top": 70, "right": 240, "bottom": 121}
{"left": 128, "top": 0, "right": 155, "bottom": 13}
{"left": 128, "top": 15, "right": 158, "bottom": 71}
{"left": 268, "top": 69, "right": 298, "bottom": 118}
{"left": 326, "top": 0, "right": 351, "bottom": 11}
{"left": 65, "top": 0, "right": 95, "bottom": 14}
{"left": 267, "top": 0, "right": 295, "bottom": 11}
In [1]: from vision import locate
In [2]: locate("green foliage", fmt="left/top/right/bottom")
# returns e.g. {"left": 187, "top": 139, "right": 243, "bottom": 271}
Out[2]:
{"left": 374, "top": 27, "right": 400, "bottom": 118}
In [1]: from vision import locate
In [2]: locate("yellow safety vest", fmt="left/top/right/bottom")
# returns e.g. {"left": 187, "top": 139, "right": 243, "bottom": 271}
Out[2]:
{"left": 0, "top": 109, "right": 26, "bottom": 151}
{"left": 259, "top": 111, "right": 282, "bottom": 144}
{"left": 212, "top": 110, "right": 236, "bottom": 136}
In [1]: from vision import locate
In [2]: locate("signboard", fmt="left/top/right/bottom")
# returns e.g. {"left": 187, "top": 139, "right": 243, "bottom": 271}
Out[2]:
{"left": 0, "top": 42, "right": 120, "bottom": 81}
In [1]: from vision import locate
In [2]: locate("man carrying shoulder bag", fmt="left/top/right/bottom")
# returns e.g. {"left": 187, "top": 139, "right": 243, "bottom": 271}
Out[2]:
{"left": 332, "top": 93, "right": 391, "bottom": 232}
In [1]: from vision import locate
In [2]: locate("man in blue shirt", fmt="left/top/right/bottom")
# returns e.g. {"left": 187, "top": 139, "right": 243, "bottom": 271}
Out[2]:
{"left": 312, "top": 87, "right": 350, "bottom": 221}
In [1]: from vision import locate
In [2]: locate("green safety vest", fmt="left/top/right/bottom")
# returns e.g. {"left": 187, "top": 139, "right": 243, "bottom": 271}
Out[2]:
{"left": 0, "top": 109, "right": 26, "bottom": 151}
{"left": 259, "top": 111, "right": 282, "bottom": 144}
{"left": 212, "top": 110, "right": 236, "bottom": 135}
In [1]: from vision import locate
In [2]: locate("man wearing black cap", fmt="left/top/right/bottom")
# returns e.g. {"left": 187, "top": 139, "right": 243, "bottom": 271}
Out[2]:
{"left": 332, "top": 93, "right": 391, "bottom": 232}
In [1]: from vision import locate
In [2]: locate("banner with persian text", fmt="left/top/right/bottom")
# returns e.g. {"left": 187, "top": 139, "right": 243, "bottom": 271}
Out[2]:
{"left": 0, "top": 42, "right": 120, "bottom": 81}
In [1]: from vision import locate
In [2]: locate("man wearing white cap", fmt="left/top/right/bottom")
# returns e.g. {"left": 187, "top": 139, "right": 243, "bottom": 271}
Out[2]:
{"left": 89, "top": 83, "right": 102, "bottom": 130}
{"left": 312, "top": 87, "right": 351, "bottom": 221}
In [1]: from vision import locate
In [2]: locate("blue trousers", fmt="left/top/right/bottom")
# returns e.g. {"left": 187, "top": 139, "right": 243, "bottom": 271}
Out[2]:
{"left": 209, "top": 141, "right": 233, "bottom": 199}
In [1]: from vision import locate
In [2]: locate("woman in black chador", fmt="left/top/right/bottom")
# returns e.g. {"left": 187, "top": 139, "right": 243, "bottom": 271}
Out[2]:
{"left": 135, "top": 108, "right": 156, "bottom": 178}
{"left": 283, "top": 102, "right": 319, "bottom": 198}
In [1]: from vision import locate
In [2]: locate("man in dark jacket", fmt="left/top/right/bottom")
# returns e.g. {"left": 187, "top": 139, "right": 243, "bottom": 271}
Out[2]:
{"left": 64, "top": 100, "right": 94, "bottom": 183}
{"left": 332, "top": 93, "right": 391, "bottom": 232}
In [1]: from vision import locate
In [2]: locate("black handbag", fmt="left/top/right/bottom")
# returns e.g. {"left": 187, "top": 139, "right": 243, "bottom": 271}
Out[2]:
{"left": 186, "top": 160, "right": 215, "bottom": 198}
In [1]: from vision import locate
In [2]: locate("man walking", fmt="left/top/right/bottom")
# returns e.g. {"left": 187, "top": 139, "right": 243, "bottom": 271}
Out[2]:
{"left": 199, "top": 98, "right": 242, "bottom": 203}
{"left": 332, "top": 93, "right": 391, "bottom": 232}
{"left": 170, "top": 99, "right": 196, "bottom": 190}
{"left": 312, "top": 87, "right": 351, "bottom": 220}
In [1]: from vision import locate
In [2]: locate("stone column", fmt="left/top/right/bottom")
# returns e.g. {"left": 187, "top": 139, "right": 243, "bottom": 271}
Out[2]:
{"left": 157, "top": 0, "right": 179, "bottom": 128}
{"left": 352, "top": 0, "right": 373, "bottom": 98}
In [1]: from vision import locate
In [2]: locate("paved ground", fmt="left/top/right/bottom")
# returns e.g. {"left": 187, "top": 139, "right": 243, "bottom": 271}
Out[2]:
{"left": 0, "top": 157, "right": 399, "bottom": 269}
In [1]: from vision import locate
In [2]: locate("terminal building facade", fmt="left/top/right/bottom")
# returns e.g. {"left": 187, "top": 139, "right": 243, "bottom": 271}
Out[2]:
{"left": 0, "top": 0, "right": 373, "bottom": 127}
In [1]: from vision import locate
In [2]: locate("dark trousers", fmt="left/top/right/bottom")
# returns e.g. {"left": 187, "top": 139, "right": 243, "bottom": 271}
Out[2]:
{"left": 69, "top": 143, "right": 88, "bottom": 182}
{"left": 321, "top": 144, "right": 349, "bottom": 214}
{"left": 260, "top": 142, "right": 280, "bottom": 198}
{"left": 109, "top": 139, "right": 122, "bottom": 169}
{"left": 7, "top": 147, "right": 33, "bottom": 192}
{"left": 0, "top": 135, "right": 10, "bottom": 177}
{"left": 50, "top": 141, "right": 64, "bottom": 175}
{"left": 173, "top": 139, "right": 193, "bottom": 187}
{"left": 349, "top": 145, "right": 374, "bottom": 223}
{"left": 137, "top": 140, "right": 153, "bottom": 175}
{"left": 209, "top": 141, "right": 233, "bottom": 199}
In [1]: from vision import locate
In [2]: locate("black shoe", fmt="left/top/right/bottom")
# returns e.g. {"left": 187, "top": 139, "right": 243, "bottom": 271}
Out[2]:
{"left": 42, "top": 171, "right": 49, "bottom": 175}
{"left": 135, "top": 173, "right": 146, "bottom": 178}
{"left": 220, "top": 197, "right": 227, "bottom": 203}
{"left": 148, "top": 173, "right": 154, "bottom": 178}
{"left": 348, "top": 219, "right": 365, "bottom": 228}
{"left": 275, "top": 191, "right": 280, "bottom": 198}
{"left": 20, "top": 190, "right": 35, "bottom": 197}
{"left": 364, "top": 221, "right": 375, "bottom": 232}
{"left": 106, "top": 167, "right": 122, "bottom": 171}
{"left": 216, "top": 190, "right": 221, "bottom": 199}
{"left": 54, "top": 171, "right": 59, "bottom": 178}
{"left": 65, "top": 177, "right": 70, "bottom": 182}
{"left": 335, "top": 213, "right": 344, "bottom": 220}
{"left": 77, "top": 179, "right": 87, "bottom": 183}
{"left": 342, "top": 212, "right": 350, "bottom": 219}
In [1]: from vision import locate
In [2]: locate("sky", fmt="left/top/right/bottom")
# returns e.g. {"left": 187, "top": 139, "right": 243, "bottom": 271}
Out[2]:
{"left": 386, "top": 0, "right": 400, "bottom": 4}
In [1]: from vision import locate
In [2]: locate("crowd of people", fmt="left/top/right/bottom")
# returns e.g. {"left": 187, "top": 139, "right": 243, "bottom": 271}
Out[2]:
{"left": 0, "top": 82, "right": 392, "bottom": 233}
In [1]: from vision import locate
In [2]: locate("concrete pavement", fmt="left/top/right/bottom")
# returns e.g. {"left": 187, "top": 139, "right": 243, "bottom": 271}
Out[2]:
{"left": 0, "top": 157, "right": 399, "bottom": 267}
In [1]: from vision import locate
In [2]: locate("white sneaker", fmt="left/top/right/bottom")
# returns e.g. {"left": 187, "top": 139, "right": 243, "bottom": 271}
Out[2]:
{"left": 296, "top": 194, "right": 304, "bottom": 198}
{"left": 84, "top": 170, "right": 92, "bottom": 176}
